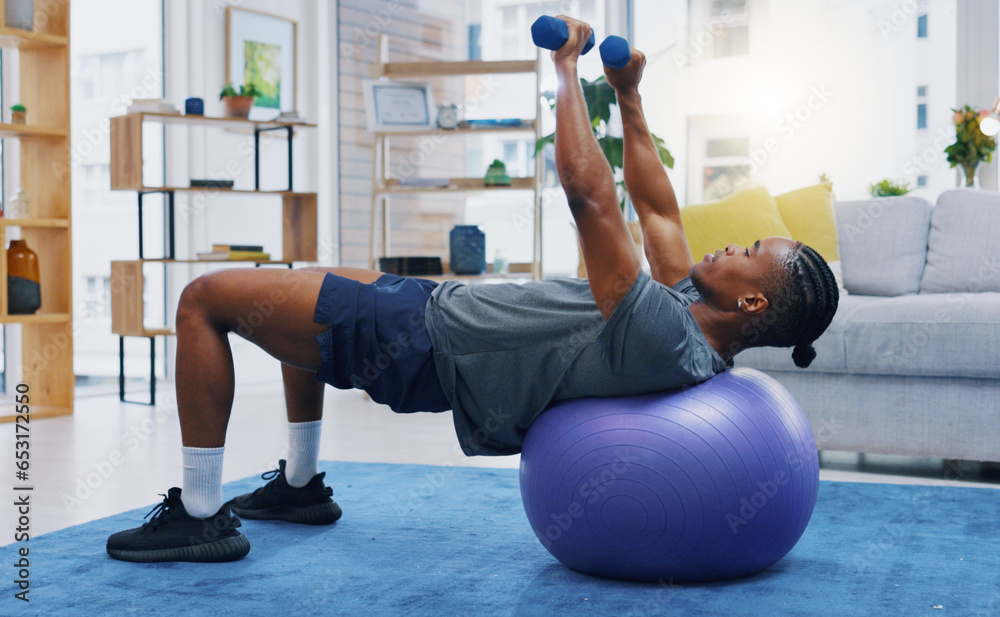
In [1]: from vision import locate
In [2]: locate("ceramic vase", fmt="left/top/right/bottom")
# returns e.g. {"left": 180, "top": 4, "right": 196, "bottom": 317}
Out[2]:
{"left": 5, "top": 0, "right": 34, "bottom": 30}
{"left": 7, "top": 239, "right": 41, "bottom": 314}
{"left": 449, "top": 225, "right": 486, "bottom": 275}
{"left": 962, "top": 162, "right": 978, "bottom": 188}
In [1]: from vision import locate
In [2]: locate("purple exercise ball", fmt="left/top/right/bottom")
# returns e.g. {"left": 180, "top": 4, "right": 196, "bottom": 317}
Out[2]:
{"left": 519, "top": 368, "right": 819, "bottom": 583}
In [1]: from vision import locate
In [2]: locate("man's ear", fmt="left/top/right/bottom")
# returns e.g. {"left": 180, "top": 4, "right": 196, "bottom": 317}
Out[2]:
{"left": 740, "top": 292, "right": 769, "bottom": 314}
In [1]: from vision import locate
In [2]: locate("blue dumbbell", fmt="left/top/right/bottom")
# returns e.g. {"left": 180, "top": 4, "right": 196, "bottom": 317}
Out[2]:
{"left": 531, "top": 15, "right": 596, "bottom": 54}
{"left": 599, "top": 35, "right": 631, "bottom": 69}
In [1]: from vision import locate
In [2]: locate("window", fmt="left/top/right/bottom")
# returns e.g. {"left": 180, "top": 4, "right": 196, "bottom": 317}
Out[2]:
{"left": 917, "top": 85, "right": 928, "bottom": 130}
{"left": 502, "top": 141, "right": 519, "bottom": 172}
{"left": 80, "top": 164, "right": 133, "bottom": 209}
{"left": 917, "top": 14, "right": 928, "bottom": 38}
{"left": 703, "top": 137, "right": 750, "bottom": 200}
{"left": 500, "top": 140, "right": 533, "bottom": 178}
{"left": 75, "top": 56, "right": 98, "bottom": 98}
{"left": 71, "top": 0, "right": 163, "bottom": 386}
{"left": 707, "top": 0, "right": 750, "bottom": 58}
{"left": 74, "top": 51, "right": 146, "bottom": 100}
{"left": 495, "top": 2, "right": 566, "bottom": 59}
{"left": 499, "top": 6, "right": 520, "bottom": 58}
{"left": 82, "top": 277, "right": 112, "bottom": 321}
{"left": 917, "top": 175, "right": 927, "bottom": 187}
{"left": 81, "top": 164, "right": 105, "bottom": 208}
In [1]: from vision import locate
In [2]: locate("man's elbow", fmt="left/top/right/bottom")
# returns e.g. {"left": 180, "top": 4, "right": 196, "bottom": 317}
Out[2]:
{"left": 557, "top": 152, "right": 614, "bottom": 196}
{"left": 566, "top": 192, "right": 617, "bottom": 220}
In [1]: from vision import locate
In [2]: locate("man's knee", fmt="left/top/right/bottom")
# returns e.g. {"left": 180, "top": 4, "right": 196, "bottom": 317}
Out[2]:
{"left": 176, "top": 274, "right": 217, "bottom": 324}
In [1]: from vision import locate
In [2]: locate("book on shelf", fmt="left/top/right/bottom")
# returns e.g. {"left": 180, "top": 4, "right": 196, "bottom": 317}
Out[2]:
{"left": 276, "top": 111, "right": 308, "bottom": 124}
{"left": 395, "top": 177, "right": 451, "bottom": 188}
{"left": 378, "top": 256, "right": 443, "bottom": 276}
{"left": 462, "top": 119, "right": 524, "bottom": 128}
{"left": 190, "top": 179, "right": 235, "bottom": 189}
{"left": 128, "top": 99, "right": 180, "bottom": 115}
{"left": 197, "top": 250, "right": 271, "bottom": 261}
{"left": 212, "top": 244, "right": 264, "bottom": 252}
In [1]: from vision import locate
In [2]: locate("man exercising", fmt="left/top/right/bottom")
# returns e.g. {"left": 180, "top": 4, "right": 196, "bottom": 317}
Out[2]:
{"left": 107, "top": 16, "right": 839, "bottom": 563}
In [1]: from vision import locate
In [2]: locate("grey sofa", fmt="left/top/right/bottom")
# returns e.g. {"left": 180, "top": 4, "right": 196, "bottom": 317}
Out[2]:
{"left": 735, "top": 188, "right": 1000, "bottom": 463}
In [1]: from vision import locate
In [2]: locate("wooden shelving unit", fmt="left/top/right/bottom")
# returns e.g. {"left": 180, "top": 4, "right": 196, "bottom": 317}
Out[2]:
{"left": 369, "top": 36, "right": 544, "bottom": 280}
{"left": 109, "top": 111, "right": 317, "bottom": 403}
{"left": 0, "top": 0, "right": 72, "bottom": 422}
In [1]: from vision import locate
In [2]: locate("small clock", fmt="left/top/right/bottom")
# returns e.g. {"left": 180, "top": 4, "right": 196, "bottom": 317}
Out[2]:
{"left": 436, "top": 103, "right": 461, "bottom": 129}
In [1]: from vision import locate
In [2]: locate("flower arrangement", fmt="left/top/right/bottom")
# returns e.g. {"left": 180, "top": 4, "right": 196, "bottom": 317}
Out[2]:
{"left": 944, "top": 104, "right": 997, "bottom": 187}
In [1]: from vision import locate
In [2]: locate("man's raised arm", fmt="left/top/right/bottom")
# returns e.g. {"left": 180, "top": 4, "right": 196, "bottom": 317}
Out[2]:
{"left": 552, "top": 16, "right": 641, "bottom": 319}
{"left": 605, "top": 50, "right": 695, "bottom": 287}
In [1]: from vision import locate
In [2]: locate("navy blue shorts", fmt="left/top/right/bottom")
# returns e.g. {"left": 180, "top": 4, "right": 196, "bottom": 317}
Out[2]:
{"left": 312, "top": 272, "right": 451, "bottom": 414}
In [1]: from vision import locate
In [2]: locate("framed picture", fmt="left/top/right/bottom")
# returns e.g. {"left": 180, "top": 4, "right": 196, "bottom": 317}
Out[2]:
{"left": 362, "top": 80, "right": 436, "bottom": 132}
{"left": 226, "top": 7, "right": 297, "bottom": 115}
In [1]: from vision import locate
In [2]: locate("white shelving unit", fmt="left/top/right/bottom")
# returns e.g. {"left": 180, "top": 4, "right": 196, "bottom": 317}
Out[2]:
{"left": 369, "top": 35, "right": 544, "bottom": 281}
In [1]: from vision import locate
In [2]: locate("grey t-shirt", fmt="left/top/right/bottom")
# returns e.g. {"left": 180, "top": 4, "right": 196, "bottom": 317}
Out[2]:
{"left": 423, "top": 270, "right": 728, "bottom": 456}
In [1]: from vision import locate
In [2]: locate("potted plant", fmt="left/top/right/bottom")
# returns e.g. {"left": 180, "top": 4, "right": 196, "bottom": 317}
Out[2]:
{"left": 535, "top": 76, "right": 674, "bottom": 276}
{"left": 219, "top": 83, "right": 261, "bottom": 119}
{"left": 945, "top": 104, "right": 997, "bottom": 187}
{"left": 869, "top": 179, "right": 910, "bottom": 197}
{"left": 484, "top": 159, "right": 511, "bottom": 186}
{"left": 10, "top": 103, "right": 26, "bottom": 125}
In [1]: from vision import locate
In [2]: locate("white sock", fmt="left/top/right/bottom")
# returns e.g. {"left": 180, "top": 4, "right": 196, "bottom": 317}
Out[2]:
{"left": 285, "top": 420, "right": 322, "bottom": 488}
{"left": 181, "top": 446, "right": 225, "bottom": 518}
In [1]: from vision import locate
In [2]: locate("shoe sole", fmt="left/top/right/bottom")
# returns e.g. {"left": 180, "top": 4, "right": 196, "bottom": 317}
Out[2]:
{"left": 107, "top": 533, "right": 251, "bottom": 563}
{"left": 231, "top": 501, "right": 342, "bottom": 525}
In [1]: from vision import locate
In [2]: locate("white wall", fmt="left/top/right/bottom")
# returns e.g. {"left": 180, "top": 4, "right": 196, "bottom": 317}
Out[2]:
{"left": 633, "top": 0, "right": 959, "bottom": 204}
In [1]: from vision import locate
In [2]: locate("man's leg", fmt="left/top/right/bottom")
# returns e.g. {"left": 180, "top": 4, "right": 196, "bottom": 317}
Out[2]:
{"left": 281, "top": 363, "right": 325, "bottom": 486}
{"left": 274, "top": 267, "right": 380, "bottom": 489}
{"left": 227, "top": 362, "right": 342, "bottom": 525}
{"left": 174, "top": 267, "right": 325, "bottom": 446}
{"left": 283, "top": 363, "right": 325, "bottom": 423}
{"left": 225, "top": 267, "right": 385, "bottom": 525}
{"left": 174, "top": 266, "right": 381, "bottom": 445}
{"left": 107, "top": 266, "right": 383, "bottom": 562}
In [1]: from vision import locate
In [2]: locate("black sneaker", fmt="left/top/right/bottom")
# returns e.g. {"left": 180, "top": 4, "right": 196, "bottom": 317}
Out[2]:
{"left": 229, "top": 460, "right": 342, "bottom": 525}
{"left": 106, "top": 488, "right": 251, "bottom": 563}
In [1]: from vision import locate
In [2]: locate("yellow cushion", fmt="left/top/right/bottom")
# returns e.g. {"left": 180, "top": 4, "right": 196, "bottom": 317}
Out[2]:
{"left": 680, "top": 186, "right": 793, "bottom": 261}
{"left": 773, "top": 182, "right": 839, "bottom": 261}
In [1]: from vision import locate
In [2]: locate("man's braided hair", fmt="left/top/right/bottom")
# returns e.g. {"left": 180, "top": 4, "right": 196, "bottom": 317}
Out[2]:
{"left": 755, "top": 243, "right": 839, "bottom": 368}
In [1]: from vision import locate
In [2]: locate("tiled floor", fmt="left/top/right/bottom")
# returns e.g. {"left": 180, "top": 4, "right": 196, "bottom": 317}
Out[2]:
{"left": 3, "top": 380, "right": 998, "bottom": 542}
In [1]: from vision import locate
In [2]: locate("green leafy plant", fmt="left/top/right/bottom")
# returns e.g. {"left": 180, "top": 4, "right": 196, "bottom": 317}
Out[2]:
{"left": 869, "top": 179, "right": 910, "bottom": 197}
{"left": 944, "top": 104, "right": 997, "bottom": 186}
{"left": 219, "top": 82, "right": 261, "bottom": 100}
{"left": 10, "top": 103, "right": 26, "bottom": 112}
{"left": 484, "top": 159, "right": 511, "bottom": 187}
{"left": 535, "top": 76, "right": 673, "bottom": 211}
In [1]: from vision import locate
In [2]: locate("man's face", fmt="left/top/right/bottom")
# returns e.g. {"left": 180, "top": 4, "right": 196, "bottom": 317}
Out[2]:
{"left": 690, "top": 237, "right": 799, "bottom": 306}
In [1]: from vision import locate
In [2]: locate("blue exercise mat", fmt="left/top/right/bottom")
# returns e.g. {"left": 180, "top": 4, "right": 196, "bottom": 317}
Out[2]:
{"left": 3, "top": 461, "right": 999, "bottom": 616}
